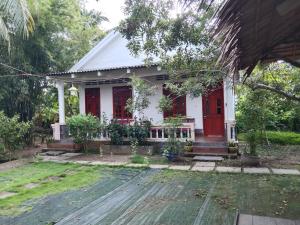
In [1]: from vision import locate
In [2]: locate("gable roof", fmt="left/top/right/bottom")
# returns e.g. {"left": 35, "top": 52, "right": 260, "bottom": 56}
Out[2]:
{"left": 69, "top": 30, "right": 156, "bottom": 72}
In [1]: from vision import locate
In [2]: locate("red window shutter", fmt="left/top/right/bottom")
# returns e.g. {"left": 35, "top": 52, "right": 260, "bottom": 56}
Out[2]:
{"left": 163, "top": 85, "right": 186, "bottom": 118}
{"left": 113, "top": 86, "right": 132, "bottom": 119}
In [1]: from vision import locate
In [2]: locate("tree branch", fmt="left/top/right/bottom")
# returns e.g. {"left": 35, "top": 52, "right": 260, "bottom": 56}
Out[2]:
{"left": 249, "top": 83, "right": 300, "bottom": 102}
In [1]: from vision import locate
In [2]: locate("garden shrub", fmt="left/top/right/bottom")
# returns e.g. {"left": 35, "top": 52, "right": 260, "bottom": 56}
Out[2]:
{"left": 0, "top": 112, "right": 31, "bottom": 161}
{"left": 238, "top": 131, "right": 300, "bottom": 145}
{"left": 127, "top": 119, "right": 151, "bottom": 145}
{"left": 107, "top": 120, "right": 126, "bottom": 145}
{"left": 67, "top": 114, "right": 101, "bottom": 152}
{"left": 130, "top": 154, "right": 148, "bottom": 164}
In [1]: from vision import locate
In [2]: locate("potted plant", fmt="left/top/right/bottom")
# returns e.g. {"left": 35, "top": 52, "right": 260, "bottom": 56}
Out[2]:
{"left": 184, "top": 139, "right": 193, "bottom": 152}
{"left": 228, "top": 141, "right": 238, "bottom": 154}
{"left": 162, "top": 117, "right": 183, "bottom": 161}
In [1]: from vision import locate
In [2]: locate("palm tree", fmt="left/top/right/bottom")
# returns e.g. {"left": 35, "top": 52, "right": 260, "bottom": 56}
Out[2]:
{"left": 0, "top": 0, "right": 34, "bottom": 43}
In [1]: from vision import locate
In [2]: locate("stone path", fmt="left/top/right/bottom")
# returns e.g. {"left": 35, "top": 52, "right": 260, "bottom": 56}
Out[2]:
{"left": 39, "top": 152, "right": 300, "bottom": 176}
{"left": 238, "top": 214, "right": 300, "bottom": 225}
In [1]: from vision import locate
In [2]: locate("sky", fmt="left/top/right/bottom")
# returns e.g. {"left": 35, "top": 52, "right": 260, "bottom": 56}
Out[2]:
{"left": 85, "top": 0, "right": 126, "bottom": 30}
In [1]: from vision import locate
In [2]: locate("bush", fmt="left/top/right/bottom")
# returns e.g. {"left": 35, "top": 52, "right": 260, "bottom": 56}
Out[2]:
{"left": 0, "top": 112, "right": 31, "bottom": 161}
{"left": 238, "top": 131, "right": 300, "bottom": 145}
{"left": 107, "top": 120, "right": 127, "bottom": 145}
{"left": 130, "top": 154, "right": 148, "bottom": 164}
{"left": 67, "top": 114, "right": 101, "bottom": 152}
{"left": 127, "top": 119, "right": 151, "bottom": 145}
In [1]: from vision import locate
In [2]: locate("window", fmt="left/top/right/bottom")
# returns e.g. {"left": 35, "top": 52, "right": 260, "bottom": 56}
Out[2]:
{"left": 113, "top": 86, "right": 132, "bottom": 119}
{"left": 163, "top": 85, "right": 186, "bottom": 118}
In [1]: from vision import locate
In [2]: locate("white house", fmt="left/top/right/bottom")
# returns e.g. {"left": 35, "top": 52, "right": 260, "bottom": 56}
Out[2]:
{"left": 48, "top": 31, "right": 236, "bottom": 145}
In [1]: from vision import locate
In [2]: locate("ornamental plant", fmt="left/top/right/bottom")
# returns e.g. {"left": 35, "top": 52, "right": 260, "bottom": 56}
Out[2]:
{"left": 0, "top": 112, "right": 31, "bottom": 161}
{"left": 162, "top": 116, "right": 183, "bottom": 160}
{"left": 67, "top": 114, "right": 101, "bottom": 152}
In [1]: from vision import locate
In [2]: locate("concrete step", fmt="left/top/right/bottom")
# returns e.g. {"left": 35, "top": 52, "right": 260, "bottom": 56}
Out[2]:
{"left": 192, "top": 146, "right": 228, "bottom": 154}
{"left": 193, "top": 142, "right": 227, "bottom": 148}
{"left": 184, "top": 151, "right": 237, "bottom": 158}
{"left": 42, "top": 148, "right": 80, "bottom": 153}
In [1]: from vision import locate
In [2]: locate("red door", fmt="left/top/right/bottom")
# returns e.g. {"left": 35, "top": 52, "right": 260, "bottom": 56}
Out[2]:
{"left": 113, "top": 86, "right": 132, "bottom": 120}
{"left": 85, "top": 88, "right": 100, "bottom": 117}
{"left": 202, "top": 85, "right": 224, "bottom": 136}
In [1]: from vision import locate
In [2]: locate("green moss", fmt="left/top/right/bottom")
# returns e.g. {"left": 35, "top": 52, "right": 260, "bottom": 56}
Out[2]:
{"left": 0, "top": 162, "right": 102, "bottom": 216}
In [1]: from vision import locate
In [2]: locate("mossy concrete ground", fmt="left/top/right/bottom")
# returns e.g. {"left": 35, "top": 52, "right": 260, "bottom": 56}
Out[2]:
{"left": 0, "top": 163, "right": 299, "bottom": 225}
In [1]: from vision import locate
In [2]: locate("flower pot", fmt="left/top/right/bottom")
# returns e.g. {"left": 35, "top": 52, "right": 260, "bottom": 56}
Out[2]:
{"left": 165, "top": 152, "right": 179, "bottom": 161}
{"left": 184, "top": 146, "right": 193, "bottom": 152}
{"left": 228, "top": 146, "right": 238, "bottom": 154}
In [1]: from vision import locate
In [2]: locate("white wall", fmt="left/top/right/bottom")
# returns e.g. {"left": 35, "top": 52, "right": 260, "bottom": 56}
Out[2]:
{"left": 100, "top": 85, "right": 114, "bottom": 121}
{"left": 224, "top": 77, "right": 236, "bottom": 122}
{"left": 186, "top": 95, "right": 203, "bottom": 129}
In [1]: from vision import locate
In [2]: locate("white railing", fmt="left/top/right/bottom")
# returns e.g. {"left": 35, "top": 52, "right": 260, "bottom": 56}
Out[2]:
{"left": 225, "top": 120, "right": 236, "bottom": 142}
{"left": 147, "top": 122, "right": 195, "bottom": 142}
{"left": 92, "top": 122, "right": 195, "bottom": 142}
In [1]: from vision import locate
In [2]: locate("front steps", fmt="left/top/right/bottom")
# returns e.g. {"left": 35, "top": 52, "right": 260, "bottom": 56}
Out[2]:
{"left": 44, "top": 139, "right": 80, "bottom": 153}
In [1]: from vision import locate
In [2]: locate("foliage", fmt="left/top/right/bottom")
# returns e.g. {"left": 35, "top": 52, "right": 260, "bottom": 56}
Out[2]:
{"left": 107, "top": 120, "right": 127, "bottom": 145}
{"left": 127, "top": 119, "right": 151, "bottom": 146}
{"left": 237, "top": 63, "right": 300, "bottom": 133}
{"left": 67, "top": 114, "right": 101, "bottom": 152}
{"left": 0, "top": 0, "right": 34, "bottom": 44}
{"left": 0, "top": 112, "right": 31, "bottom": 160}
{"left": 239, "top": 131, "right": 300, "bottom": 146}
{"left": 162, "top": 117, "right": 183, "bottom": 160}
{"left": 0, "top": 0, "right": 106, "bottom": 122}
{"left": 119, "top": 0, "right": 223, "bottom": 99}
{"left": 130, "top": 154, "right": 149, "bottom": 164}
{"left": 126, "top": 75, "right": 155, "bottom": 118}
{"left": 157, "top": 95, "right": 173, "bottom": 113}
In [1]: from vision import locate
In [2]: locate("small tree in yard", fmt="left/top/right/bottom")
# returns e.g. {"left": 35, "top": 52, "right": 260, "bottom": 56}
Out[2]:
{"left": 0, "top": 112, "right": 31, "bottom": 161}
{"left": 67, "top": 114, "right": 101, "bottom": 153}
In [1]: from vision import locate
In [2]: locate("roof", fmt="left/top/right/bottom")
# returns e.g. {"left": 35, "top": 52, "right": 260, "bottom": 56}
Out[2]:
{"left": 69, "top": 30, "right": 157, "bottom": 72}
{"left": 48, "top": 30, "right": 159, "bottom": 76}
{"left": 214, "top": 0, "right": 300, "bottom": 75}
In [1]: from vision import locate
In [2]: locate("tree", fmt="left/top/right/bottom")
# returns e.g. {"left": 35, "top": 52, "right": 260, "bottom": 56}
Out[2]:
{"left": 0, "top": 0, "right": 106, "bottom": 122}
{"left": 119, "top": 0, "right": 223, "bottom": 98}
{"left": 0, "top": 0, "right": 34, "bottom": 44}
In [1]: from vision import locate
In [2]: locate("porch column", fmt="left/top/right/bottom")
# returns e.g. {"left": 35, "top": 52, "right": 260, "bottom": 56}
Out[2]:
{"left": 224, "top": 77, "right": 236, "bottom": 141}
{"left": 79, "top": 85, "right": 86, "bottom": 115}
{"left": 132, "top": 86, "right": 140, "bottom": 120}
{"left": 56, "top": 80, "right": 65, "bottom": 124}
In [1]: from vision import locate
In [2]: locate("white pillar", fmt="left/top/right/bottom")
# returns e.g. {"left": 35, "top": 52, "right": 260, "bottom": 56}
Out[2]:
{"left": 224, "top": 77, "right": 236, "bottom": 141}
{"left": 56, "top": 80, "right": 65, "bottom": 124}
{"left": 132, "top": 86, "right": 140, "bottom": 120}
{"left": 79, "top": 85, "right": 86, "bottom": 115}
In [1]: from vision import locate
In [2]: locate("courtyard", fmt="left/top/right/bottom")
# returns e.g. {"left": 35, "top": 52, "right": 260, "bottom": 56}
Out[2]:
{"left": 0, "top": 162, "right": 299, "bottom": 225}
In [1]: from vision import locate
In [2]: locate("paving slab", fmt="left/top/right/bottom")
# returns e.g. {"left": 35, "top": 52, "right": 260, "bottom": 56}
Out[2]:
{"left": 125, "top": 163, "right": 148, "bottom": 168}
{"left": 193, "top": 156, "right": 224, "bottom": 161}
{"left": 191, "top": 166, "right": 214, "bottom": 172}
{"left": 105, "top": 162, "right": 127, "bottom": 166}
{"left": 271, "top": 168, "right": 300, "bottom": 175}
{"left": 89, "top": 161, "right": 111, "bottom": 166}
{"left": 72, "top": 160, "right": 92, "bottom": 165}
{"left": 24, "top": 183, "right": 40, "bottom": 189}
{"left": 0, "top": 191, "right": 17, "bottom": 199}
{"left": 238, "top": 214, "right": 299, "bottom": 225}
{"left": 60, "top": 153, "right": 83, "bottom": 158}
{"left": 243, "top": 167, "right": 270, "bottom": 174}
{"left": 216, "top": 166, "right": 241, "bottom": 173}
{"left": 149, "top": 164, "right": 169, "bottom": 169}
{"left": 169, "top": 165, "right": 191, "bottom": 171}
{"left": 194, "top": 162, "right": 216, "bottom": 167}
{"left": 41, "top": 151, "right": 65, "bottom": 156}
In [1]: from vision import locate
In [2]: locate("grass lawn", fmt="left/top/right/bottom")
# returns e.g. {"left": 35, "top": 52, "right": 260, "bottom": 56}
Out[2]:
{"left": 0, "top": 162, "right": 103, "bottom": 216}
{"left": 0, "top": 162, "right": 299, "bottom": 225}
